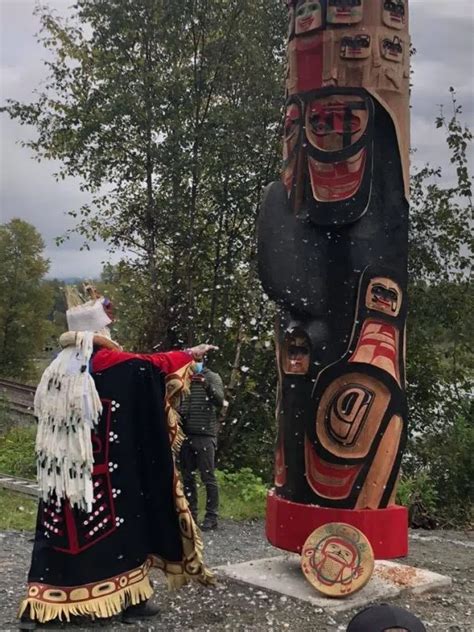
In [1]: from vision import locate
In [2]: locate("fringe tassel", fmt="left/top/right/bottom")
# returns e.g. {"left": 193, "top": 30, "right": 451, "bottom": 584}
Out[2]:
{"left": 34, "top": 331, "right": 101, "bottom": 513}
{"left": 18, "top": 574, "right": 153, "bottom": 623}
{"left": 159, "top": 361, "right": 216, "bottom": 588}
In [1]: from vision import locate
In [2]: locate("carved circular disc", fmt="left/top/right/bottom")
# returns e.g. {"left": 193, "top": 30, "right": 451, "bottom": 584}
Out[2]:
{"left": 301, "top": 522, "right": 374, "bottom": 598}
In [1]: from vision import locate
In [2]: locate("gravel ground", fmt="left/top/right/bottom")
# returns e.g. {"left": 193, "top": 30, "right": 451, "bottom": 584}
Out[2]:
{"left": 0, "top": 521, "right": 472, "bottom": 632}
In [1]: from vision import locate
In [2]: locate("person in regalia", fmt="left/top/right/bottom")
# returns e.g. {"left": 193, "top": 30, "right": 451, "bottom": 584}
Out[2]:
{"left": 19, "top": 286, "right": 216, "bottom": 630}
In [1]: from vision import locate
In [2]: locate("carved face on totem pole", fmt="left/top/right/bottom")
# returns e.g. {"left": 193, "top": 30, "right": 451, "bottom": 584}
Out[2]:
{"left": 327, "top": 0, "right": 364, "bottom": 26}
{"left": 258, "top": 0, "right": 410, "bottom": 512}
{"left": 295, "top": 0, "right": 323, "bottom": 36}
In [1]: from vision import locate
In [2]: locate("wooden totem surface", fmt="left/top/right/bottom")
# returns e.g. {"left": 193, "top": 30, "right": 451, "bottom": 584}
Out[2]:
{"left": 258, "top": 0, "right": 410, "bottom": 510}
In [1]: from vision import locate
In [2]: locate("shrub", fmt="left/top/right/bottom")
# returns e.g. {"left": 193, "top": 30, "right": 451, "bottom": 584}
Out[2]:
{"left": 397, "top": 471, "right": 438, "bottom": 529}
{"left": 197, "top": 467, "right": 267, "bottom": 521}
{"left": 401, "top": 403, "right": 474, "bottom": 528}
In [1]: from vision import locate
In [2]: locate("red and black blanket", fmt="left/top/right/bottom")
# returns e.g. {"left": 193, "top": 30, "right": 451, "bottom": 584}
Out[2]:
{"left": 20, "top": 354, "right": 213, "bottom": 623}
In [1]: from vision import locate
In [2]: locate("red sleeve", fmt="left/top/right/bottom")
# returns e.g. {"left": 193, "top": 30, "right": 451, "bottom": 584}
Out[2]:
{"left": 92, "top": 348, "right": 193, "bottom": 375}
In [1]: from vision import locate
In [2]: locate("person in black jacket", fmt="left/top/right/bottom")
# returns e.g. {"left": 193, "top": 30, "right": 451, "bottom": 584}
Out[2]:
{"left": 179, "top": 360, "right": 225, "bottom": 530}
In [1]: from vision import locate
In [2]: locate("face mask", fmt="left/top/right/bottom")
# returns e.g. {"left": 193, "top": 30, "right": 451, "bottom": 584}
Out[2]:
{"left": 195, "top": 362, "right": 204, "bottom": 373}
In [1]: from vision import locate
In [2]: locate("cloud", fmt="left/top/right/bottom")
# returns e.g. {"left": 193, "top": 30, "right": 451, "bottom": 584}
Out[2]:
{"left": 410, "top": 0, "right": 474, "bottom": 21}
{"left": 46, "top": 246, "right": 122, "bottom": 280}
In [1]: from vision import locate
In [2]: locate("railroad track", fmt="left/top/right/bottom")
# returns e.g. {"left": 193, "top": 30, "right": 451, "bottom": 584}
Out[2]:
{"left": 0, "top": 380, "right": 38, "bottom": 499}
{"left": 0, "top": 472, "right": 39, "bottom": 498}
{"left": 0, "top": 377, "right": 36, "bottom": 418}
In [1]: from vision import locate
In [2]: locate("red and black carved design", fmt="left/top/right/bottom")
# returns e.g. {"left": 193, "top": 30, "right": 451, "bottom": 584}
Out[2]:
{"left": 324, "top": 383, "right": 375, "bottom": 447}
{"left": 304, "top": 267, "right": 407, "bottom": 509}
{"left": 40, "top": 399, "right": 117, "bottom": 555}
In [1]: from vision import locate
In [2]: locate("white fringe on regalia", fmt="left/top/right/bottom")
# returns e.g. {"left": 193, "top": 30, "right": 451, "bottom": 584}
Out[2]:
{"left": 34, "top": 331, "right": 102, "bottom": 513}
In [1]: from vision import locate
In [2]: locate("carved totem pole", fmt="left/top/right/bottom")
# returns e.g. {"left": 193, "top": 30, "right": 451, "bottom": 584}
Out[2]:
{"left": 258, "top": 0, "right": 410, "bottom": 558}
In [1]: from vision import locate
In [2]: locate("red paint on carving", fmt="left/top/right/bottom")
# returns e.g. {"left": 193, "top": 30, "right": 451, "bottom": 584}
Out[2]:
{"left": 266, "top": 490, "right": 408, "bottom": 559}
{"left": 305, "top": 437, "right": 361, "bottom": 498}
{"left": 295, "top": 35, "right": 324, "bottom": 93}
{"left": 308, "top": 152, "right": 366, "bottom": 202}
{"left": 350, "top": 321, "right": 397, "bottom": 361}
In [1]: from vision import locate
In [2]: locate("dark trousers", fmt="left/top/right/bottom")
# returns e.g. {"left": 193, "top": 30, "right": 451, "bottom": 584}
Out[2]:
{"left": 180, "top": 435, "right": 219, "bottom": 521}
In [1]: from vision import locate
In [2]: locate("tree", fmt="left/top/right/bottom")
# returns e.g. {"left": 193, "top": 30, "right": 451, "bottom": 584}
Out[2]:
{"left": 3, "top": 2, "right": 472, "bottom": 518}
{"left": 402, "top": 92, "right": 473, "bottom": 526}
{"left": 0, "top": 219, "right": 52, "bottom": 378}
{"left": 2, "top": 0, "right": 286, "bottom": 467}
{"left": 407, "top": 91, "right": 473, "bottom": 436}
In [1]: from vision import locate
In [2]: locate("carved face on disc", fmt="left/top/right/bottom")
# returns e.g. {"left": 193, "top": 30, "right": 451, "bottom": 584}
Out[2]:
{"left": 295, "top": 0, "right": 322, "bottom": 36}
{"left": 317, "top": 537, "right": 358, "bottom": 581}
{"left": 301, "top": 523, "right": 374, "bottom": 596}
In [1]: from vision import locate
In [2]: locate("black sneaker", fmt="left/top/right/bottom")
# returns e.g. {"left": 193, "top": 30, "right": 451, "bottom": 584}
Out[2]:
{"left": 122, "top": 600, "right": 160, "bottom": 624}
{"left": 200, "top": 517, "right": 218, "bottom": 531}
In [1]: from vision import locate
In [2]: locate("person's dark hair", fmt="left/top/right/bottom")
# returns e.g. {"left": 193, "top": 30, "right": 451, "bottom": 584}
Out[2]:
{"left": 346, "top": 604, "right": 426, "bottom": 632}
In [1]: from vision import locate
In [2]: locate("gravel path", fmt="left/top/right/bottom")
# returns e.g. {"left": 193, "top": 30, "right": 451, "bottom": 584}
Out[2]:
{"left": 0, "top": 521, "right": 472, "bottom": 631}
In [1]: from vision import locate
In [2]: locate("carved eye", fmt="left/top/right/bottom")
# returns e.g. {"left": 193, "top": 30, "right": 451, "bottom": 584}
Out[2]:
{"left": 372, "top": 285, "right": 398, "bottom": 304}
{"left": 309, "top": 115, "right": 328, "bottom": 134}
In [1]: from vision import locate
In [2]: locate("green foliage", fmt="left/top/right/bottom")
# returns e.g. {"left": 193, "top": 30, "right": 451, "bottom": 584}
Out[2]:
{"left": 0, "top": 219, "right": 53, "bottom": 379}
{"left": 197, "top": 468, "right": 266, "bottom": 521}
{"left": 0, "top": 396, "right": 12, "bottom": 436}
{"left": 0, "top": 489, "right": 37, "bottom": 531}
{"left": 410, "top": 90, "right": 472, "bottom": 283}
{"left": 401, "top": 406, "right": 473, "bottom": 528}
{"left": 2, "top": 0, "right": 286, "bottom": 467}
{"left": 2, "top": 0, "right": 472, "bottom": 527}
{"left": 218, "top": 468, "right": 267, "bottom": 504}
{"left": 397, "top": 472, "right": 438, "bottom": 529}
{"left": 403, "top": 94, "right": 473, "bottom": 528}
{"left": 0, "top": 423, "right": 37, "bottom": 530}
{"left": 42, "top": 279, "right": 68, "bottom": 344}
{"left": 0, "top": 426, "right": 36, "bottom": 479}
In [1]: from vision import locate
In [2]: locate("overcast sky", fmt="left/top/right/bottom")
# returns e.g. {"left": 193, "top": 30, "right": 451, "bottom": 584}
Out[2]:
{"left": 1, "top": 0, "right": 473, "bottom": 279}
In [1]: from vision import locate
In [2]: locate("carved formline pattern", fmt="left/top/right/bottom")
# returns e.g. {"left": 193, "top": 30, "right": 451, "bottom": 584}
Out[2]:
{"left": 258, "top": 0, "right": 410, "bottom": 553}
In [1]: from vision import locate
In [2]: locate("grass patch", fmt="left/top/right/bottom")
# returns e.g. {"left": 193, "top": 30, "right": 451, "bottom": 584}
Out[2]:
{"left": 197, "top": 468, "right": 266, "bottom": 521}
{"left": 0, "top": 425, "right": 266, "bottom": 530}
{"left": 0, "top": 426, "right": 36, "bottom": 478}
{"left": 0, "top": 489, "right": 37, "bottom": 530}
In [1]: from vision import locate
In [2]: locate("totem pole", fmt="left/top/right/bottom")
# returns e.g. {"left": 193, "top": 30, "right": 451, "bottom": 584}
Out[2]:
{"left": 258, "top": 0, "right": 410, "bottom": 559}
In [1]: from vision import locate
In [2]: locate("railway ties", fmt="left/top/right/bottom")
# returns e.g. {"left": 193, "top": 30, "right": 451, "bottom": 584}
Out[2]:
{"left": 0, "top": 377, "right": 36, "bottom": 421}
{"left": 0, "top": 472, "right": 39, "bottom": 498}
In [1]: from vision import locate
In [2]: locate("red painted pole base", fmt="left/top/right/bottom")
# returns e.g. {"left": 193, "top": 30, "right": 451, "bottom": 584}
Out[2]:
{"left": 266, "top": 489, "right": 408, "bottom": 559}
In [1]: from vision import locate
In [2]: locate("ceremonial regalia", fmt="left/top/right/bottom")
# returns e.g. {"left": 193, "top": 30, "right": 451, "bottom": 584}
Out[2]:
{"left": 19, "top": 290, "right": 213, "bottom": 626}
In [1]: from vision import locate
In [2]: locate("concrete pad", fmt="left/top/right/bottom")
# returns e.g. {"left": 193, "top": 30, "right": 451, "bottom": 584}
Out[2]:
{"left": 217, "top": 555, "right": 452, "bottom": 614}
